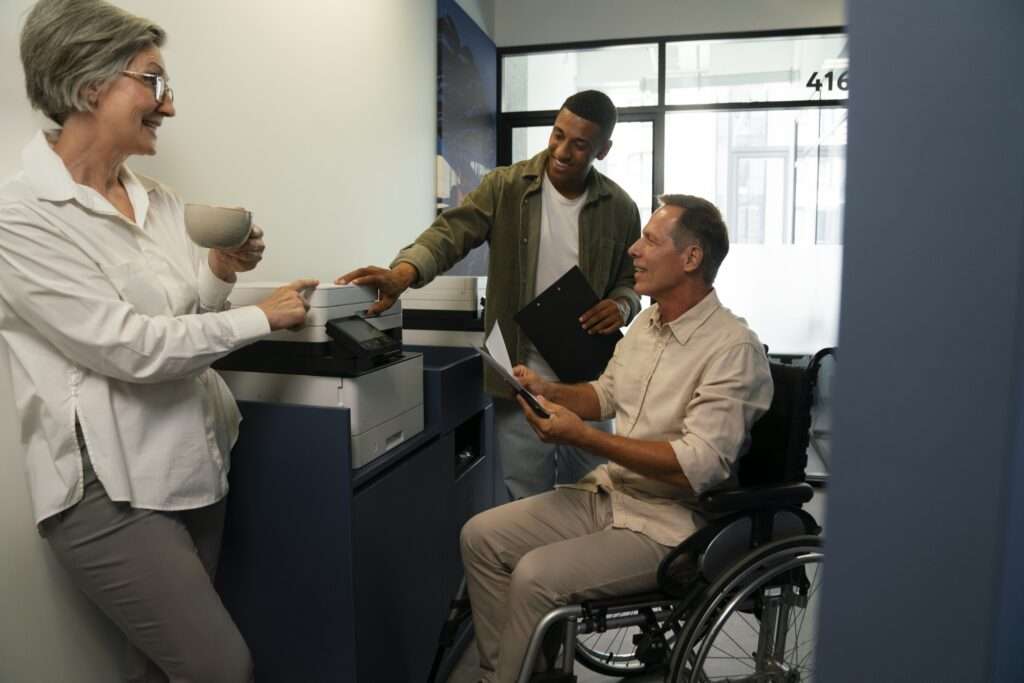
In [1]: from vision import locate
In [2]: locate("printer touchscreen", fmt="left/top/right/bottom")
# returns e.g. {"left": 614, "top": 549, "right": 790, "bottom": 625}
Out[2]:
{"left": 326, "top": 317, "right": 400, "bottom": 360}
{"left": 335, "top": 318, "right": 381, "bottom": 342}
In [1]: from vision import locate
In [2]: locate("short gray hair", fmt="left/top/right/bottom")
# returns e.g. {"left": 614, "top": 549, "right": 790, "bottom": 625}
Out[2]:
{"left": 20, "top": 0, "right": 166, "bottom": 125}
{"left": 658, "top": 194, "right": 730, "bottom": 285}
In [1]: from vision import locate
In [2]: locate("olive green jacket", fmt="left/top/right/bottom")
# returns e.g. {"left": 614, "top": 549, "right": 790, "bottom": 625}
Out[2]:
{"left": 393, "top": 150, "right": 641, "bottom": 398}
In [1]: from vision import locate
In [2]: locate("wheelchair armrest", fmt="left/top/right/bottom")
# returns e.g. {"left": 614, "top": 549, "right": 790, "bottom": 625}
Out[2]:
{"left": 699, "top": 482, "right": 814, "bottom": 515}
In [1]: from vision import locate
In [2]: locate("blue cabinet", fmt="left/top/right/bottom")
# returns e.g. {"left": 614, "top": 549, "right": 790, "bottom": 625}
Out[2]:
{"left": 215, "top": 347, "right": 494, "bottom": 682}
{"left": 353, "top": 433, "right": 455, "bottom": 681}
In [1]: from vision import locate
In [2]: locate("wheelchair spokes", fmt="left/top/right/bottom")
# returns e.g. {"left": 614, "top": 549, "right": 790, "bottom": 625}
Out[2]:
{"left": 573, "top": 602, "right": 683, "bottom": 677}
{"left": 577, "top": 624, "right": 648, "bottom": 671}
{"left": 673, "top": 540, "right": 824, "bottom": 683}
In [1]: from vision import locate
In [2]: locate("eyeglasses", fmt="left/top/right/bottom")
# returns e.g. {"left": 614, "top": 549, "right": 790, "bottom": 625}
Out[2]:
{"left": 121, "top": 70, "right": 174, "bottom": 105}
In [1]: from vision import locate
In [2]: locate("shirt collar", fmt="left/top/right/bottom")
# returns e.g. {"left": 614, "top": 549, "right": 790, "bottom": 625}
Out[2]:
{"left": 22, "top": 130, "right": 77, "bottom": 202}
{"left": 22, "top": 129, "right": 155, "bottom": 226}
{"left": 649, "top": 289, "right": 722, "bottom": 345}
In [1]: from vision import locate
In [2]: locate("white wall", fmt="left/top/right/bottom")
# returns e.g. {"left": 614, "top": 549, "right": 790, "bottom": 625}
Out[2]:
{"left": 127, "top": 0, "right": 437, "bottom": 283}
{"left": 495, "top": 0, "right": 845, "bottom": 46}
{"left": 0, "top": 1, "right": 436, "bottom": 680}
{"left": 1, "top": 2, "right": 437, "bottom": 282}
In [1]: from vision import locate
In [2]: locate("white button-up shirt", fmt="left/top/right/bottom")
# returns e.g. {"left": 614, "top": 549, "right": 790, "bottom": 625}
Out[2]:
{"left": 0, "top": 131, "right": 270, "bottom": 523}
{"left": 572, "top": 291, "right": 773, "bottom": 546}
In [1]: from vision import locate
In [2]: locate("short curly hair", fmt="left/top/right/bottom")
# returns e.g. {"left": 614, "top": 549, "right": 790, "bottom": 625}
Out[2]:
{"left": 20, "top": 0, "right": 165, "bottom": 125}
{"left": 561, "top": 90, "right": 617, "bottom": 142}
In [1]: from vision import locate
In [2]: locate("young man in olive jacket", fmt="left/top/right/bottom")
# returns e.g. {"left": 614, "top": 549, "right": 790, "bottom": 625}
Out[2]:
{"left": 338, "top": 90, "right": 641, "bottom": 499}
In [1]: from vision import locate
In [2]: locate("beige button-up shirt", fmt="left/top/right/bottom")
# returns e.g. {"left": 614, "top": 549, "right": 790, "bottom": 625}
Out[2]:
{"left": 569, "top": 290, "right": 773, "bottom": 546}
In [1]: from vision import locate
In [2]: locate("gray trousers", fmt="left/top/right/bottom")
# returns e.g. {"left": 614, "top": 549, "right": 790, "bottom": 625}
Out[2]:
{"left": 460, "top": 488, "right": 671, "bottom": 683}
{"left": 39, "top": 438, "right": 252, "bottom": 683}
{"left": 495, "top": 398, "right": 609, "bottom": 500}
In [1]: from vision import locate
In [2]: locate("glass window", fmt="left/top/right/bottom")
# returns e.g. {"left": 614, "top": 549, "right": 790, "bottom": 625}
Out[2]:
{"left": 792, "top": 108, "right": 847, "bottom": 245}
{"left": 512, "top": 121, "right": 654, "bottom": 221}
{"left": 811, "top": 110, "right": 847, "bottom": 244}
{"left": 510, "top": 126, "right": 549, "bottom": 166}
{"left": 503, "top": 44, "right": 659, "bottom": 112}
{"left": 666, "top": 34, "right": 848, "bottom": 105}
{"left": 665, "top": 108, "right": 846, "bottom": 353}
{"left": 501, "top": 31, "right": 847, "bottom": 353}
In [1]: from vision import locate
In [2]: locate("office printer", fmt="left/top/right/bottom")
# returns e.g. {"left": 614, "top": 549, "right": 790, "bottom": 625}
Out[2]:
{"left": 214, "top": 283, "right": 423, "bottom": 468}
{"left": 402, "top": 275, "right": 486, "bottom": 347}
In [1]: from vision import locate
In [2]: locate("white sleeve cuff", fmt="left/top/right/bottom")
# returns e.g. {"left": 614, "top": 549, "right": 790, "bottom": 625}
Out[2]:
{"left": 198, "top": 257, "right": 235, "bottom": 311}
{"left": 223, "top": 305, "right": 271, "bottom": 344}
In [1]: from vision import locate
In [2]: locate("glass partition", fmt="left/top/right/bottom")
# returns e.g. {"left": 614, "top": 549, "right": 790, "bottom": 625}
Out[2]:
{"left": 666, "top": 34, "right": 848, "bottom": 105}
{"left": 503, "top": 44, "right": 659, "bottom": 112}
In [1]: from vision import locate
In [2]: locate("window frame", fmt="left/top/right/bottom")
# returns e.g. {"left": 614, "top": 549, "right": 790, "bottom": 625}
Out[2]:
{"left": 497, "top": 26, "right": 847, "bottom": 215}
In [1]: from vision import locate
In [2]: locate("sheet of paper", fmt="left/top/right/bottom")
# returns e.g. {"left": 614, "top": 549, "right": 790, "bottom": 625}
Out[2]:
{"left": 484, "top": 323, "right": 515, "bottom": 374}
{"left": 476, "top": 340, "right": 551, "bottom": 418}
{"left": 478, "top": 345, "right": 524, "bottom": 390}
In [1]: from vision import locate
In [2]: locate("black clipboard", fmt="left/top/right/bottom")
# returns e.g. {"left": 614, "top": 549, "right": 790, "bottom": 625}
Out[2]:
{"left": 514, "top": 266, "right": 622, "bottom": 384}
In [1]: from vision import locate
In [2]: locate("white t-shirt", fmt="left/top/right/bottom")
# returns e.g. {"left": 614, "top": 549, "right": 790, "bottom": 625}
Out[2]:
{"left": 0, "top": 131, "right": 271, "bottom": 523}
{"left": 522, "top": 173, "right": 587, "bottom": 381}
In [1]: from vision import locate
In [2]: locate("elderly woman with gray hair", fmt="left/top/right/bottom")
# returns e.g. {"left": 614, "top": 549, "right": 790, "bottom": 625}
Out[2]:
{"left": 0, "top": 0, "right": 317, "bottom": 680}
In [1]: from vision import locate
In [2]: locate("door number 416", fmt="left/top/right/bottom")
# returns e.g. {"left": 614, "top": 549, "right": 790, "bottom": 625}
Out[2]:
{"left": 806, "top": 71, "right": 848, "bottom": 92}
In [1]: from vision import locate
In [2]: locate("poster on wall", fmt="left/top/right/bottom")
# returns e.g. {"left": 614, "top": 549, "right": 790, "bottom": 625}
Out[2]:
{"left": 436, "top": 0, "right": 496, "bottom": 276}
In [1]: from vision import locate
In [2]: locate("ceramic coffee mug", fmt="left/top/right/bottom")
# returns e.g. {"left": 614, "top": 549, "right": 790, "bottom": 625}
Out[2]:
{"left": 184, "top": 204, "right": 253, "bottom": 249}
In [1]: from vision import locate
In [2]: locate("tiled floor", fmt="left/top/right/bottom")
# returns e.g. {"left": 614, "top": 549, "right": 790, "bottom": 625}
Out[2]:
{"left": 446, "top": 487, "right": 827, "bottom": 683}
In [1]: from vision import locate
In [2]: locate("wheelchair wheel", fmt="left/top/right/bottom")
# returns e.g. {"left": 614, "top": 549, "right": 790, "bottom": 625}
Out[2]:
{"left": 668, "top": 535, "right": 824, "bottom": 683}
{"left": 574, "top": 603, "right": 682, "bottom": 677}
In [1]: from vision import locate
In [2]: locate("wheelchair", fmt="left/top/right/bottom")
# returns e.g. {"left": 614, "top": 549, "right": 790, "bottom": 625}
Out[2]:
{"left": 429, "top": 348, "right": 834, "bottom": 683}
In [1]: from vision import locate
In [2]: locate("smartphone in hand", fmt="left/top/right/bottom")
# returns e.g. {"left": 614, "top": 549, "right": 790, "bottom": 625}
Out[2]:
{"left": 516, "top": 389, "right": 551, "bottom": 419}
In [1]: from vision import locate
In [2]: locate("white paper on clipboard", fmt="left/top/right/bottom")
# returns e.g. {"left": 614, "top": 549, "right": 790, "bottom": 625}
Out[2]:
{"left": 484, "top": 324, "right": 514, "bottom": 373}
{"left": 478, "top": 325, "right": 550, "bottom": 418}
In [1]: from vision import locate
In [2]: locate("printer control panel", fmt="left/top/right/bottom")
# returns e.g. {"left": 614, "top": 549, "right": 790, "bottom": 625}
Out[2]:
{"left": 326, "top": 317, "right": 401, "bottom": 365}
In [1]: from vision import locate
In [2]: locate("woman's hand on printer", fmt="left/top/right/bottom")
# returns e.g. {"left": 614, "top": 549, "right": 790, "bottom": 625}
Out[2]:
{"left": 335, "top": 263, "right": 418, "bottom": 316}
{"left": 256, "top": 279, "right": 319, "bottom": 331}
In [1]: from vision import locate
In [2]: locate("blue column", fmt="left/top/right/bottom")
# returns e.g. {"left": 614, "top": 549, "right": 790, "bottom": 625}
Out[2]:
{"left": 818, "top": 1, "right": 1024, "bottom": 680}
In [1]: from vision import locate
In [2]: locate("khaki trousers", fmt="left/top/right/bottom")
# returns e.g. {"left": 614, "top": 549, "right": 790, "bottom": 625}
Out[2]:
{"left": 39, "top": 436, "right": 252, "bottom": 683}
{"left": 460, "top": 488, "right": 671, "bottom": 683}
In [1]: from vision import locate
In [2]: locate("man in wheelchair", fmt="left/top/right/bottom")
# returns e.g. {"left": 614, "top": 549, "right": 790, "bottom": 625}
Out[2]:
{"left": 459, "top": 194, "right": 774, "bottom": 683}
